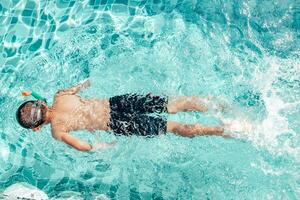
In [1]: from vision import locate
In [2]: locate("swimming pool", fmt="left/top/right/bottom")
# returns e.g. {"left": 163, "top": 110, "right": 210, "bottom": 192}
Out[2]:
{"left": 0, "top": 0, "right": 299, "bottom": 199}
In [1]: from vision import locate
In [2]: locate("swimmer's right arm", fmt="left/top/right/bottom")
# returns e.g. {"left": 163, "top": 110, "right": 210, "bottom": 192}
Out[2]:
{"left": 61, "top": 133, "right": 92, "bottom": 151}
{"left": 55, "top": 79, "right": 91, "bottom": 96}
{"left": 60, "top": 133, "right": 115, "bottom": 152}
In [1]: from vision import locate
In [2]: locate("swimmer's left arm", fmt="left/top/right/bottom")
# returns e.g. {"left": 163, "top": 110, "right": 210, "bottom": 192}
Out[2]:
{"left": 55, "top": 79, "right": 91, "bottom": 96}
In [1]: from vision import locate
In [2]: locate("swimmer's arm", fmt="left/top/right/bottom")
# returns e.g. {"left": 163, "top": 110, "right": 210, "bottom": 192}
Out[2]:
{"left": 60, "top": 133, "right": 115, "bottom": 151}
{"left": 61, "top": 133, "right": 92, "bottom": 151}
{"left": 55, "top": 79, "right": 90, "bottom": 96}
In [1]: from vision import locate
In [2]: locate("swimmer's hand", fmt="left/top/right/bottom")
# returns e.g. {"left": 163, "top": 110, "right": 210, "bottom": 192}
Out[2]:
{"left": 92, "top": 141, "right": 116, "bottom": 150}
{"left": 55, "top": 79, "right": 91, "bottom": 96}
{"left": 79, "top": 78, "right": 91, "bottom": 88}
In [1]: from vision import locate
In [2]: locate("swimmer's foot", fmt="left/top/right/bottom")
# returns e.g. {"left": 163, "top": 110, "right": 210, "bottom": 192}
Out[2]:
{"left": 222, "top": 119, "right": 253, "bottom": 134}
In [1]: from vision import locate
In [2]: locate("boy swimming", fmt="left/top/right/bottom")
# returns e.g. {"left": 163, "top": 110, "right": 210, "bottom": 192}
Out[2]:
{"left": 16, "top": 79, "right": 230, "bottom": 151}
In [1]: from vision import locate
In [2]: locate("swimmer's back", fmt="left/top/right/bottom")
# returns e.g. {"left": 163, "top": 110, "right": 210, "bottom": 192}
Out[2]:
{"left": 51, "top": 94, "right": 110, "bottom": 138}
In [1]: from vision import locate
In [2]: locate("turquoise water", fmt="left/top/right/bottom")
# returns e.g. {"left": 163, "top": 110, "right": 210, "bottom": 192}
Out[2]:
{"left": 0, "top": 0, "right": 299, "bottom": 199}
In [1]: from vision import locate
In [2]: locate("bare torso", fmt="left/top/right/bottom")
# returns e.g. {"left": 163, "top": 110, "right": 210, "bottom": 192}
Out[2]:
{"left": 51, "top": 94, "right": 110, "bottom": 139}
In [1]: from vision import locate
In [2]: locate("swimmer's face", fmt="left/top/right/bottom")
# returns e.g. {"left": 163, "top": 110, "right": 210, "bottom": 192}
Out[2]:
{"left": 16, "top": 100, "right": 48, "bottom": 130}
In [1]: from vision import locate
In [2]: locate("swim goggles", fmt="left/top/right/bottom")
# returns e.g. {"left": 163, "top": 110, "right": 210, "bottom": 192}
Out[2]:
{"left": 30, "top": 101, "right": 44, "bottom": 126}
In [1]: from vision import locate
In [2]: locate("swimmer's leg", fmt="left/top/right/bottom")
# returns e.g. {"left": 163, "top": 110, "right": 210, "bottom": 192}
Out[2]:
{"left": 167, "top": 121, "right": 231, "bottom": 138}
{"left": 167, "top": 96, "right": 210, "bottom": 113}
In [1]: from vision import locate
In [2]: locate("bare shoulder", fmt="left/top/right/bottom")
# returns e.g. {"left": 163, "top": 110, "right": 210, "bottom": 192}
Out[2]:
{"left": 54, "top": 89, "right": 67, "bottom": 98}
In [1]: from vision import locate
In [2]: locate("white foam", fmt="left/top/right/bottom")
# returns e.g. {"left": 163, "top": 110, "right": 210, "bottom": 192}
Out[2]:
{"left": 245, "top": 56, "right": 300, "bottom": 159}
{"left": 0, "top": 142, "right": 9, "bottom": 163}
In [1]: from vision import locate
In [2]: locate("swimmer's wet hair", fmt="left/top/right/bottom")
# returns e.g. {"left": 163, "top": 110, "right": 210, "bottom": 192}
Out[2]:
{"left": 16, "top": 100, "right": 46, "bottom": 129}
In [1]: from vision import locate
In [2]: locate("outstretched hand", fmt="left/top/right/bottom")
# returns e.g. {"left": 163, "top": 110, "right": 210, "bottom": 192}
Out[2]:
{"left": 92, "top": 141, "right": 116, "bottom": 150}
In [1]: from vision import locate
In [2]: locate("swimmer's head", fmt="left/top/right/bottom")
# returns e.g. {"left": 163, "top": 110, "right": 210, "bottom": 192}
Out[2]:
{"left": 16, "top": 100, "right": 48, "bottom": 130}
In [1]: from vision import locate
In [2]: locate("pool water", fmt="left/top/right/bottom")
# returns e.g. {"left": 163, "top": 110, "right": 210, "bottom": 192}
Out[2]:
{"left": 0, "top": 0, "right": 299, "bottom": 199}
